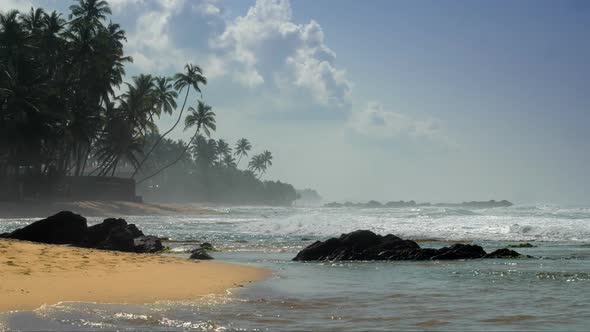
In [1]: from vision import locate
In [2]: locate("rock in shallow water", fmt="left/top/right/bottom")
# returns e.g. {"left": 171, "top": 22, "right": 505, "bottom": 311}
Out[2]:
{"left": 2, "top": 211, "right": 162, "bottom": 254}
{"left": 189, "top": 249, "right": 213, "bottom": 260}
{"left": 133, "top": 236, "right": 164, "bottom": 253}
{"left": 292, "top": 230, "right": 529, "bottom": 261}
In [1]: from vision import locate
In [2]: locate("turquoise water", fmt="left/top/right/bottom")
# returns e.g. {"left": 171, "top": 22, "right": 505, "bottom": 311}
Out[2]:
{"left": 1, "top": 205, "right": 590, "bottom": 331}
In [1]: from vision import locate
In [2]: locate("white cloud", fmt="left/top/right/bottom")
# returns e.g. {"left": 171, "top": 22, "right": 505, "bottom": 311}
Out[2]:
{"left": 349, "top": 102, "right": 442, "bottom": 139}
{"left": 107, "top": 0, "right": 147, "bottom": 12}
{"left": 124, "top": 1, "right": 191, "bottom": 73}
{"left": 0, "top": 0, "right": 37, "bottom": 11}
{"left": 212, "top": 0, "right": 351, "bottom": 108}
{"left": 119, "top": 0, "right": 351, "bottom": 109}
{"left": 192, "top": 0, "right": 222, "bottom": 16}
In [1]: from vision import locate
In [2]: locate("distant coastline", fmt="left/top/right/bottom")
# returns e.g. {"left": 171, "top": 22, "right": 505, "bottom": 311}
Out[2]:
{"left": 323, "top": 199, "right": 513, "bottom": 209}
{"left": 0, "top": 201, "right": 220, "bottom": 219}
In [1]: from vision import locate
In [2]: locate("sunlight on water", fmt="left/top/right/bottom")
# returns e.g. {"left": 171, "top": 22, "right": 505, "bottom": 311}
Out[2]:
{"left": 1, "top": 205, "right": 590, "bottom": 331}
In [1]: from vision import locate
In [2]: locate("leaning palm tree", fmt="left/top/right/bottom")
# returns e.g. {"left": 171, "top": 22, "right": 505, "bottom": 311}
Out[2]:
{"left": 234, "top": 138, "right": 251, "bottom": 167}
{"left": 132, "top": 63, "right": 206, "bottom": 178}
{"left": 138, "top": 100, "right": 215, "bottom": 184}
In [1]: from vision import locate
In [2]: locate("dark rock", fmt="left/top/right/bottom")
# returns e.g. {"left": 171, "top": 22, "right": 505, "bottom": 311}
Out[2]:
{"left": 81, "top": 218, "right": 128, "bottom": 248}
{"left": 484, "top": 248, "right": 530, "bottom": 258}
{"left": 507, "top": 242, "right": 536, "bottom": 248}
{"left": 3, "top": 211, "right": 87, "bottom": 244}
{"left": 293, "top": 230, "right": 528, "bottom": 262}
{"left": 133, "top": 236, "right": 163, "bottom": 253}
{"left": 199, "top": 242, "right": 215, "bottom": 251}
{"left": 97, "top": 223, "right": 144, "bottom": 252}
{"left": 3, "top": 212, "right": 164, "bottom": 254}
{"left": 430, "top": 244, "right": 486, "bottom": 260}
{"left": 189, "top": 248, "right": 213, "bottom": 260}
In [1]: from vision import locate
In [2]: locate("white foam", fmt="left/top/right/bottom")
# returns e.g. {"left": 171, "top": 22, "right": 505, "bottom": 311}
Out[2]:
{"left": 235, "top": 206, "right": 590, "bottom": 242}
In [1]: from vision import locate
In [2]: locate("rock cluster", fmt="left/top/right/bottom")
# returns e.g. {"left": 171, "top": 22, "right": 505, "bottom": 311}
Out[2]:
{"left": 293, "top": 230, "right": 529, "bottom": 261}
{"left": 1, "top": 211, "right": 163, "bottom": 253}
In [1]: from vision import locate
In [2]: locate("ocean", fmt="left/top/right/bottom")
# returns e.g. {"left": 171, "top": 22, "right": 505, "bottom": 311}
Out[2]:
{"left": 1, "top": 204, "right": 590, "bottom": 331}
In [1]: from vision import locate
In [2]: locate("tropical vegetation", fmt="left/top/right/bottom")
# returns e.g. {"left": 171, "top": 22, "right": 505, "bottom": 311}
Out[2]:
{"left": 0, "top": 0, "right": 298, "bottom": 205}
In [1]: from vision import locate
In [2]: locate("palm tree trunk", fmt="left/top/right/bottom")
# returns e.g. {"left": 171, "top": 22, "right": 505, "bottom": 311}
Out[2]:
{"left": 137, "top": 125, "right": 200, "bottom": 185}
{"left": 131, "top": 87, "right": 191, "bottom": 178}
{"left": 110, "top": 158, "right": 119, "bottom": 177}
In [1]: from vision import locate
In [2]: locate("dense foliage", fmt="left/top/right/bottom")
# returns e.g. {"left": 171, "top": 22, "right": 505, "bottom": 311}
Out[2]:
{"left": 138, "top": 134, "right": 298, "bottom": 205}
{"left": 0, "top": 0, "right": 297, "bottom": 205}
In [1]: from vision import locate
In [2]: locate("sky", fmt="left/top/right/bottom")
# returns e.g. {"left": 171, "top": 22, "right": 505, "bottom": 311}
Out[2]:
{"left": 3, "top": 0, "right": 590, "bottom": 204}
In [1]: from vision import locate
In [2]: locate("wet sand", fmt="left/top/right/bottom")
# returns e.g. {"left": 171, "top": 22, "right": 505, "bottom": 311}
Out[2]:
{"left": 0, "top": 239, "right": 270, "bottom": 312}
{"left": 0, "top": 201, "right": 220, "bottom": 218}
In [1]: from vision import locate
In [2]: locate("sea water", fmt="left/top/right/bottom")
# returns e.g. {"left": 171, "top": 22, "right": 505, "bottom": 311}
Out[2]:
{"left": 1, "top": 205, "right": 590, "bottom": 331}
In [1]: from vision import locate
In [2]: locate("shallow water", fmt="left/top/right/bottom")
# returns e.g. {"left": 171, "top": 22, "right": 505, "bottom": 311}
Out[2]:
{"left": 1, "top": 205, "right": 590, "bottom": 331}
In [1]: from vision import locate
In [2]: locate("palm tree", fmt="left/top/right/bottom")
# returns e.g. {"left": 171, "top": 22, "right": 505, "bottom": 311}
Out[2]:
{"left": 261, "top": 150, "right": 273, "bottom": 169}
{"left": 69, "top": 0, "right": 111, "bottom": 32}
{"left": 216, "top": 139, "right": 230, "bottom": 164}
{"left": 94, "top": 113, "right": 143, "bottom": 176}
{"left": 234, "top": 138, "right": 251, "bottom": 167}
{"left": 153, "top": 76, "right": 177, "bottom": 117}
{"left": 133, "top": 63, "right": 207, "bottom": 178}
{"left": 223, "top": 154, "right": 237, "bottom": 168}
{"left": 248, "top": 154, "right": 266, "bottom": 178}
{"left": 138, "top": 100, "right": 215, "bottom": 184}
{"left": 20, "top": 7, "right": 46, "bottom": 35}
{"left": 119, "top": 74, "right": 157, "bottom": 137}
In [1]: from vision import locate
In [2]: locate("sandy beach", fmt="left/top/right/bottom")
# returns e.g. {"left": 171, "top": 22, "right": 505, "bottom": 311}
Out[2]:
{"left": 0, "top": 201, "right": 220, "bottom": 219}
{"left": 0, "top": 239, "right": 270, "bottom": 312}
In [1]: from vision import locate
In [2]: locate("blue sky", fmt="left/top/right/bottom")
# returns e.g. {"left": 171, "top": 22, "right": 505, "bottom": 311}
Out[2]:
{"left": 4, "top": 0, "right": 590, "bottom": 203}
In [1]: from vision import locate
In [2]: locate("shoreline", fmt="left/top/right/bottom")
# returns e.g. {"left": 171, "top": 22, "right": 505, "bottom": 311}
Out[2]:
{"left": 0, "top": 239, "right": 271, "bottom": 312}
{"left": 0, "top": 201, "right": 221, "bottom": 219}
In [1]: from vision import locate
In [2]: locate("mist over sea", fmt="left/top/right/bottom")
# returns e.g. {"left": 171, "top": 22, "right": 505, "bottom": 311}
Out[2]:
{"left": 2, "top": 204, "right": 590, "bottom": 331}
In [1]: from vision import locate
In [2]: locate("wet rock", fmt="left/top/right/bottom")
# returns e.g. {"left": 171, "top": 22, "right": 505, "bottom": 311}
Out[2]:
{"left": 430, "top": 244, "right": 486, "bottom": 260}
{"left": 293, "top": 230, "right": 528, "bottom": 262}
{"left": 189, "top": 249, "right": 213, "bottom": 260}
{"left": 133, "top": 236, "right": 164, "bottom": 253}
{"left": 81, "top": 218, "right": 128, "bottom": 248}
{"left": 97, "top": 223, "right": 144, "bottom": 252}
{"left": 2, "top": 211, "right": 87, "bottom": 244}
{"left": 507, "top": 242, "right": 536, "bottom": 248}
{"left": 484, "top": 248, "right": 530, "bottom": 258}
{"left": 3, "top": 212, "right": 164, "bottom": 254}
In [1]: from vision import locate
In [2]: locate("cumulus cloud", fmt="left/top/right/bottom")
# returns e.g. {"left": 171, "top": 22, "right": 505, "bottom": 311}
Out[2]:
{"left": 123, "top": 0, "right": 191, "bottom": 73}
{"left": 118, "top": 0, "right": 351, "bottom": 109}
{"left": 349, "top": 102, "right": 442, "bottom": 139}
{"left": 212, "top": 0, "right": 351, "bottom": 108}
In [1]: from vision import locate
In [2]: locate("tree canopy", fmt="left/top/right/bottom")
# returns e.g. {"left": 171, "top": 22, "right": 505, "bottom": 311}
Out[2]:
{"left": 0, "top": 1, "right": 297, "bottom": 206}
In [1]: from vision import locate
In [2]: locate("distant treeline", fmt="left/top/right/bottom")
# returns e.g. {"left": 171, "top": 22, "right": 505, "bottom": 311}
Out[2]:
{"left": 138, "top": 134, "right": 298, "bottom": 205}
{"left": 0, "top": 1, "right": 298, "bottom": 205}
{"left": 324, "top": 200, "right": 513, "bottom": 209}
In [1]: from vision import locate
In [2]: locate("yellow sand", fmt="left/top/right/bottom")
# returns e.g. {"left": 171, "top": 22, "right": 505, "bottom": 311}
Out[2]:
{"left": 0, "top": 239, "right": 270, "bottom": 312}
